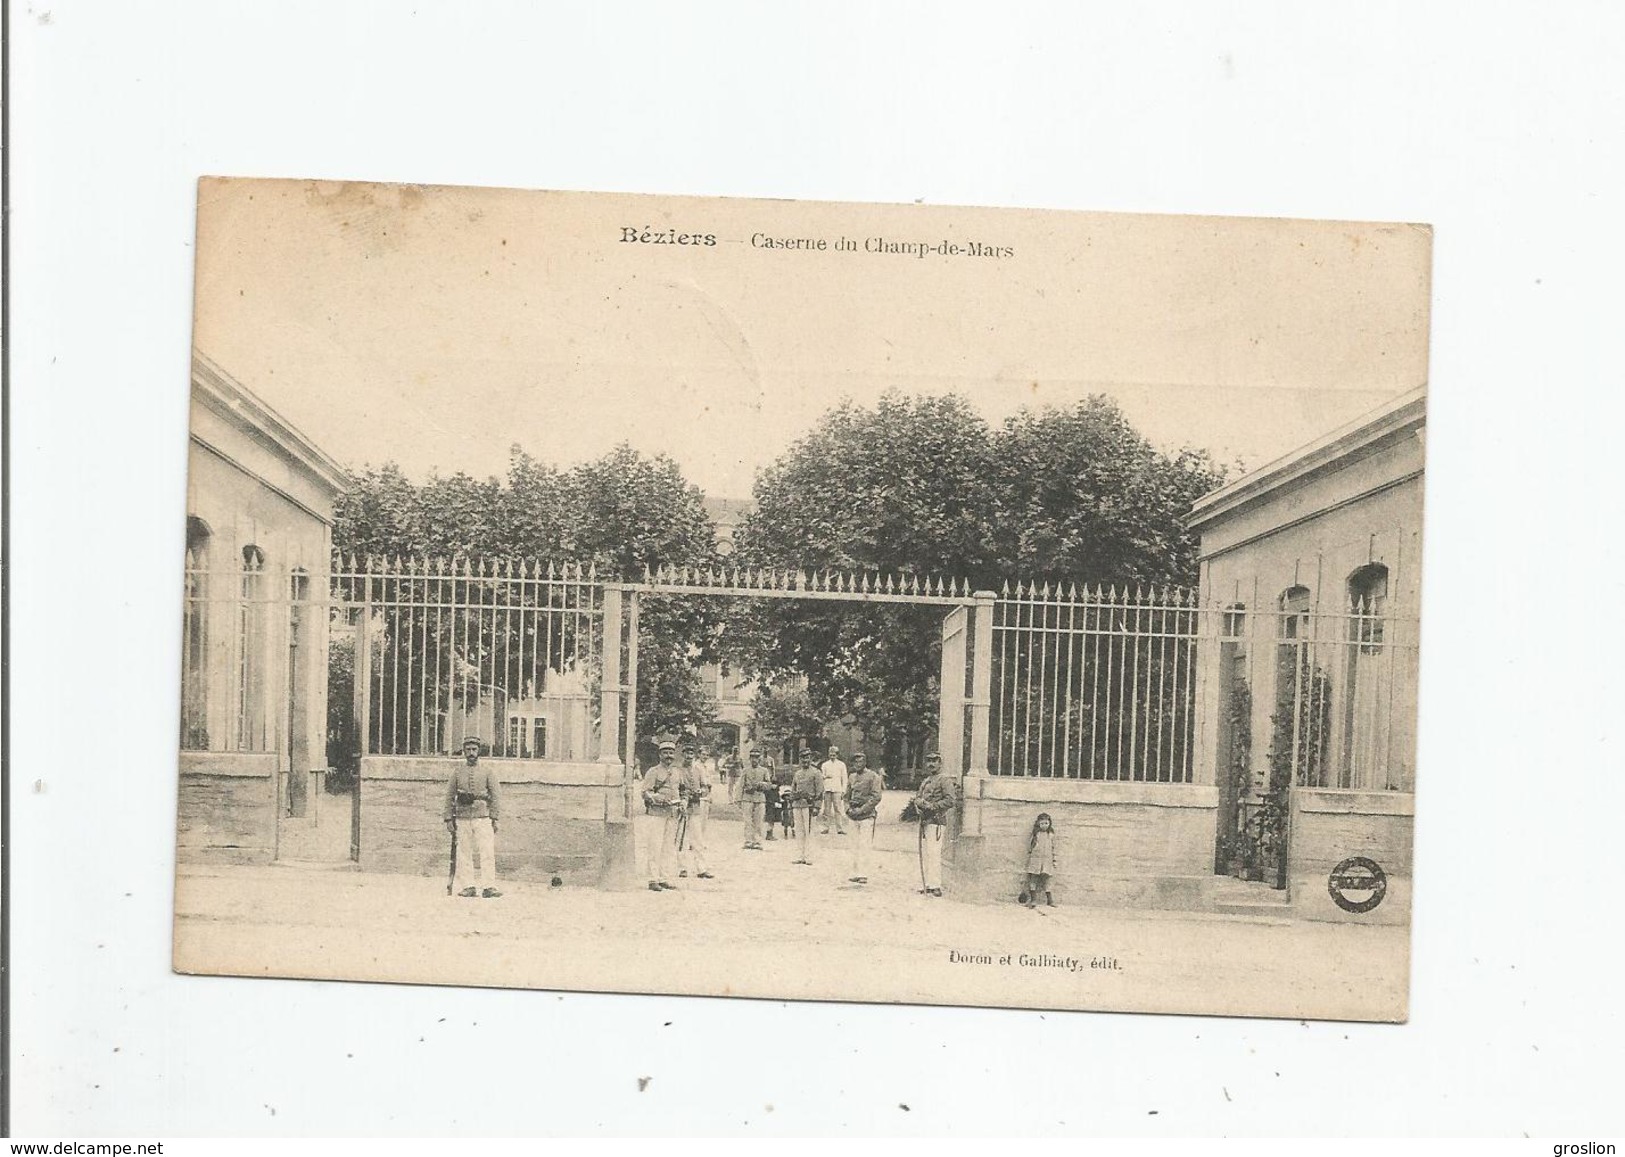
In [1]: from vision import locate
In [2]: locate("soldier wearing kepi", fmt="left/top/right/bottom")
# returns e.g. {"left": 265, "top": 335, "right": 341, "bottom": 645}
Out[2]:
{"left": 444, "top": 735, "right": 503, "bottom": 899}
{"left": 739, "top": 749, "right": 772, "bottom": 850}
{"left": 678, "top": 739, "right": 717, "bottom": 880}
{"left": 789, "top": 749, "right": 824, "bottom": 865}
{"left": 911, "top": 751, "right": 957, "bottom": 897}
{"left": 843, "top": 752, "right": 883, "bottom": 885}
{"left": 639, "top": 739, "right": 684, "bottom": 892}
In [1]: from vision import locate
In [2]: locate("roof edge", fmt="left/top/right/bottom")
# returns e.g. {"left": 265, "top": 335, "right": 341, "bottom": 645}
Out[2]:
{"left": 191, "top": 351, "right": 351, "bottom": 495}
{"left": 1189, "top": 385, "right": 1427, "bottom": 530}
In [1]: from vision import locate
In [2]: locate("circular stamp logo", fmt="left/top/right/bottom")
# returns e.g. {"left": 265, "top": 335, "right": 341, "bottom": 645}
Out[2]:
{"left": 1327, "top": 856, "right": 1388, "bottom": 913}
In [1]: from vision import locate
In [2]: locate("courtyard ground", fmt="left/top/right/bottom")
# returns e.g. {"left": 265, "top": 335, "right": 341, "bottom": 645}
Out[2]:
{"left": 174, "top": 797, "right": 1409, "bottom": 1023}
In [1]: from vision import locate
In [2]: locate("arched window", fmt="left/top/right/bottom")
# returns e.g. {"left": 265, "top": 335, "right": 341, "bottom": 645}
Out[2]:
{"left": 1343, "top": 565, "right": 1392, "bottom": 788}
{"left": 1277, "top": 586, "right": 1311, "bottom": 638}
{"left": 236, "top": 545, "right": 267, "bottom": 751}
{"left": 1273, "top": 586, "right": 1329, "bottom": 788}
{"left": 1348, "top": 564, "right": 1389, "bottom": 652}
{"left": 181, "top": 518, "right": 213, "bottom": 749}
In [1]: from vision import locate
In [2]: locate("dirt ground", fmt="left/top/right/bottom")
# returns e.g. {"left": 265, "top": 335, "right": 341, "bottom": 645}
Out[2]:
{"left": 174, "top": 797, "right": 1409, "bottom": 1023}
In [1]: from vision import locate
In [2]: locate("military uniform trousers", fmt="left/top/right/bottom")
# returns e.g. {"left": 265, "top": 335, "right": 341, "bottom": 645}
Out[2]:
{"left": 792, "top": 802, "right": 816, "bottom": 860}
{"left": 920, "top": 822, "right": 946, "bottom": 891}
{"left": 850, "top": 815, "right": 877, "bottom": 878}
{"left": 742, "top": 797, "right": 766, "bottom": 845}
{"left": 639, "top": 809, "right": 679, "bottom": 882}
{"left": 454, "top": 817, "right": 498, "bottom": 892}
{"left": 681, "top": 799, "right": 711, "bottom": 874}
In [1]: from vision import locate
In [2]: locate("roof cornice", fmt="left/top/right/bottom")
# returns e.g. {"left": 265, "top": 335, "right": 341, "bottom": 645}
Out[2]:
{"left": 1188, "top": 385, "right": 1426, "bottom": 531}
{"left": 191, "top": 351, "right": 351, "bottom": 496}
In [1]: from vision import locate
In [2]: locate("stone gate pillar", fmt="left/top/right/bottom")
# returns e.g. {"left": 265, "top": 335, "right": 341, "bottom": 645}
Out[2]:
{"left": 599, "top": 584, "right": 638, "bottom": 886}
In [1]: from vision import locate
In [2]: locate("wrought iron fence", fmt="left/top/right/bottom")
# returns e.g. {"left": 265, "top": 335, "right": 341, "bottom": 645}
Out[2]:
{"left": 989, "top": 585, "right": 1419, "bottom": 790}
{"left": 332, "top": 557, "right": 606, "bottom": 760}
{"left": 1243, "top": 597, "right": 1420, "bottom": 793}
{"left": 180, "top": 562, "right": 292, "bottom": 753}
{"left": 991, "top": 584, "right": 1200, "bottom": 781}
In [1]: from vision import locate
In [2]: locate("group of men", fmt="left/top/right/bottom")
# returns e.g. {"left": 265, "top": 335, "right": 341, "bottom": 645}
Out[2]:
{"left": 442, "top": 731, "right": 961, "bottom": 899}
{"left": 639, "top": 739, "right": 958, "bottom": 897}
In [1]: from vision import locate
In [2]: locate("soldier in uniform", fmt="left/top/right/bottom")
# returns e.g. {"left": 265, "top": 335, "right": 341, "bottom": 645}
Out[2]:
{"left": 679, "top": 739, "right": 717, "bottom": 880}
{"left": 912, "top": 752, "right": 957, "bottom": 897}
{"left": 843, "top": 751, "right": 884, "bottom": 885}
{"left": 739, "top": 749, "right": 772, "bottom": 850}
{"left": 443, "top": 735, "right": 503, "bottom": 898}
{"left": 639, "top": 739, "right": 683, "bottom": 891}
{"left": 789, "top": 749, "right": 824, "bottom": 865}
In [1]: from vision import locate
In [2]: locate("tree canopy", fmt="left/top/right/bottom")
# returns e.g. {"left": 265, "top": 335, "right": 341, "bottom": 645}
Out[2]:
{"left": 330, "top": 394, "right": 1225, "bottom": 759}
{"left": 333, "top": 443, "right": 722, "bottom": 739}
{"left": 726, "top": 392, "right": 1225, "bottom": 751}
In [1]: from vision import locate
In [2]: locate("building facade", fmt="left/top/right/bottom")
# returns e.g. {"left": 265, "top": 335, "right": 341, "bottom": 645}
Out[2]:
{"left": 1188, "top": 386, "right": 1424, "bottom": 922}
{"left": 178, "top": 352, "right": 349, "bottom": 862}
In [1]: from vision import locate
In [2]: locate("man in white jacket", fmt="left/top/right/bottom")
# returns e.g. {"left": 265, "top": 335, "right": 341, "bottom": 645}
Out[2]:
{"left": 819, "top": 744, "right": 849, "bottom": 835}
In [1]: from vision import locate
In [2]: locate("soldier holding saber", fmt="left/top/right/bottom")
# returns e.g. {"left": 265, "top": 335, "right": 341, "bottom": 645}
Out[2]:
{"left": 639, "top": 739, "right": 683, "bottom": 891}
{"left": 444, "top": 735, "right": 503, "bottom": 899}
{"left": 912, "top": 752, "right": 956, "bottom": 897}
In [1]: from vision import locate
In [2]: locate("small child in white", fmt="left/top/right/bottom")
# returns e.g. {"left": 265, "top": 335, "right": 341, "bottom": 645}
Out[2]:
{"left": 1022, "top": 812, "right": 1059, "bottom": 908}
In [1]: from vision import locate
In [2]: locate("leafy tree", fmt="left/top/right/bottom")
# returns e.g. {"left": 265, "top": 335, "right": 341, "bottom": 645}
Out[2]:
{"left": 727, "top": 391, "right": 1225, "bottom": 750}
{"left": 332, "top": 443, "right": 721, "bottom": 745}
{"left": 747, "top": 681, "right": 825, "bottom": 747}
{"left": 994, "top": 397, "right": 1223, "bottom": 587}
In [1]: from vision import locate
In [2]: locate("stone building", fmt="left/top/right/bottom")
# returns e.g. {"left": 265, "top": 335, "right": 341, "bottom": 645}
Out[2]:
{"left": 1188, "top": 386, "right": 1424, "bottom": 922}
{"left": 948, "top": 387, "right": 1425, "bottom": 921}
{"left": 178, "top": 352, "right": 349, "bottom": 862}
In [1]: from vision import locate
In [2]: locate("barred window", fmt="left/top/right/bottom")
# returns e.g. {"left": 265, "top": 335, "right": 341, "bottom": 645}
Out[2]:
{"left": 181, "top": 517, "right": 213, "bottom": 750}
{"left": 1348, "top": 564, "right": 1389, "bottom": 652}
{"left": 236, "top": 545, "right": 267, "bottom": 751}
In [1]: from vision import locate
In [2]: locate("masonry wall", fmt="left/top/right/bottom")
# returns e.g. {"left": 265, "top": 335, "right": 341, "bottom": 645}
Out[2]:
{"left": 358, "top": 757, "right": 630, "bottom": 884}
{"left": 1288, "top": 789, "right": 1413, "bottom": 925}
{"left": 950, "top": 777, "right": 1219, "bottom": 909}
{"left": 176, "top": 751, "right": 279, "bottom": 863}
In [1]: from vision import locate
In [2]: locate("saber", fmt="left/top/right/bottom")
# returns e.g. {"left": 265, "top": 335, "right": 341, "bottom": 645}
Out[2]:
{"left": 917, "top": 818, "right": 927, "bottom": 893}
{"left": 675, "top": 805, "right": 689, "bottom": 852}
{"left": 446, "top": 818, "right": 458, "bottom": 896}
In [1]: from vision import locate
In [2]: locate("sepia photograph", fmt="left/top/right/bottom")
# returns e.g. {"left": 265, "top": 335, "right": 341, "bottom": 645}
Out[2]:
{"left": 173, "top": 179, "right": 1430, "bottom": 1022}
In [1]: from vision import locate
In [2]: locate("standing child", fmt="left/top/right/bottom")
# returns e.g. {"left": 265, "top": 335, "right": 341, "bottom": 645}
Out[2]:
{"left": 1023, "top": 812, "right": 1059, "bottom": 908}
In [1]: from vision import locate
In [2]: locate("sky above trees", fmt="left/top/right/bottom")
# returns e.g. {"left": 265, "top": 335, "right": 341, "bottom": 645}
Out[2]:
{"left": 193, "top": 180, "right": 1430, "bottom": 497}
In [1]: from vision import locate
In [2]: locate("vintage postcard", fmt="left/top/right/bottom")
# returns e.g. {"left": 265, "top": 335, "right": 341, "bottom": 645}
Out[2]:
{"left": 174, "top": 179, "right": 1429, "bottom": 1022}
